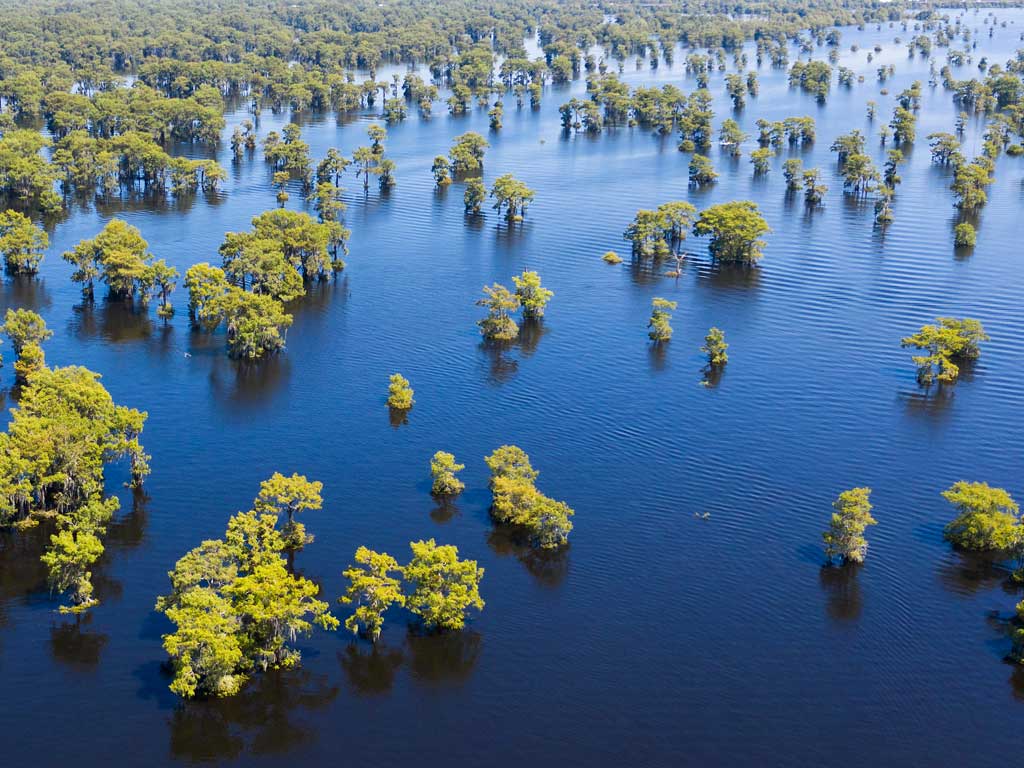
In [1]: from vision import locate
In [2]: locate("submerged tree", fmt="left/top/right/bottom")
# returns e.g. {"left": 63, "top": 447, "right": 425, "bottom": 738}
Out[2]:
{"left": 0, "top": 210, "right": 48, "bottom": 275}
{"left": 823, "top": 487, "right": 877, "bottom": 564}
{"left": 430, "top": 451, "right": 466, "bottom": 497}
{"left": 156, "top": 499, "right": 338, "bottom": 699}
{"left": 688, "top": 154, "right": 717, "bottom": 187}
{"left": 942, "top": 482, "right": 1021, "bottom": 551}
{"left": 512, "top": 271, "right": 553, "bottom": 319}
{"left": 403, "top": 539, "right": 484, "bottom": 631}
{"left": 253, "top": 472, "right": 323, "bottom": 550}
{"left": 476, "top": 283, "right": 520, "bottom": 341}
{"left": 464, "top": 178, "right": 486, "bottom": 214}
{"left": 701, "top": 327, "right": 728, "bottom": 366}
{"left": 647, "top": 297, "right": 677, "bottom": 342}
{"left": 485, "top": 445, "right": 573, "bottom": 549}
{"left": 901, "top": 317, "right": 988, "bottom": 386}
{"left": 387, "top": 373, "right": 414, "bottom": 410}
{"left": 490, "top": 174, "right": 534, "bottom": 221}
{"left": 693, "top": 201, "right": 770, "bottom": 264}
{"left": 339, "top": 547, "right": 405, "bottom": 642}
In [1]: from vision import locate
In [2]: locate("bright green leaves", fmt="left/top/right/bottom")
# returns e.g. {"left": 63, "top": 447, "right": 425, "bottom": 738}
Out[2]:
{"left": 692, "top": 201, "right": 770, "bottom": 264}
{"left": 0, "top": 209, "right": 48, "bottom": 274}
{"left": 647, "top": 297, "right": 677, "bottom": 342}
{"left": 485, "top": 445, "right": 574, "bottom": 549}
{"left": 901, "top": 317, "right": 987, "bottom": 386}
{"left": 157, "top": 474, "right": 338, "bottom": 699}
{"left": 387, "top": 373, "right": 414, "bottom": 410}
{"left": 823, "top": 487, "right": 877, "bottom": 565}
{"left": 254, "top": 471, "right": 324, "bottom": 550}
{"left": 340, "top": 547, "right": 406, "bottom": 641}
{"left": 942, "top": 481, "right": 1020, "bottom": 552}
{"left": 430, "top": 451, "right": 466, "bottom": 497}
{"left": 403, "top": 539, "right": 485, "bottom": 632}
{"left": 0, "top": 364, "right": 147, "bottom": 611}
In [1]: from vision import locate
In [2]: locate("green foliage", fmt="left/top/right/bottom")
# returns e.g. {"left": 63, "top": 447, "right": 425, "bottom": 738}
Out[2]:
{"left": 901, "top": 317, "right": 988, "bottom": 386}
{"left": 403, "top": 539, "right": 484, "bottom": 631}
{"left": 692, "top": 201, "right": 770, "bottom": 264}
{"left": 602, "top": 251, "right": 623, "bottom": 264}
{"left": 387, "top": 373, "right": 414, "bottom": 410}
{"left": 783, "top": 158, "right": 803, "bottom": 191}
{"left": 1, "top": 307, "right": 52, "bottom": 356}
{"left": 485, "top": 445, "right": 573, "bottom": 549}
{"left": 647, "top": 297, "right": 677, "bottom": 342}
{"left": 701, "top": 327, "right": 728, "bottom": 366}
{"left": 157, "top": 484, "right": 338, "bottom": 699}
{"left": 490, "top": 173, "right": 535, "bottom": 221}
{"left": 624, "top": 201, "right": 696, "bottom": 258}
{"left": 476, "top": 283, "right": 520, "bottom": 340}
{"left": 0, "top": 209, "right": 47, "bottom": 274}
{"left": 942, "top": 482, "right": 1021, "bottom": 551}
{"left": 0, "top": 363, "right": 148, "bottom": 610}
{"left": 750, "top": 148, "right": 774, "bottom": 175}
{"left": 185, "top": 262, "right": 294, "bottom": 360}
{"left": 340, "top": 547, "right": 405, "bottom": 641}
{"left": 954, "top": 222, "right": 976, "bottom": 247}
{"left": 688, "top": 154, "right": 717, "bottom": 187}
{"left": 823, "top": 487, "right": 876, "bottom": 564}
{"left": 464, "top": 178, "right": 486, "bottom": 214}
{"left": 431, "top": 451, "right": 466, "bottom": 496}
{"left": 253, "top": 472, "right": 323, "bottom": 550}
{"left": 512, "top": 270, "right": 553, "bottom": 319}
{"left": 448, "top": 132, "right": 488, "bottom": 175}
{"left": 62, "top": 218, "right": 153, "bottom": 299}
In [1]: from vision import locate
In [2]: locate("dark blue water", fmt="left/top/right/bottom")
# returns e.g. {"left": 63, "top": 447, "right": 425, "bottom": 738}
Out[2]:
{"left": 2, "top": 10, "right": 1024, "bottom": 766}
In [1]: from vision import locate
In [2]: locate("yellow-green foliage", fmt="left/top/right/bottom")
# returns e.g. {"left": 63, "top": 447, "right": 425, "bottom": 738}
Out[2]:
{"left": 340, "top": 547, "right": 406, "bottom": 641}
{"left": 484, "top": 445, "right": 574, "bottom": 549}
{"left": 647, "top": 297, "right": 677, "bottom": 342}
{"left": 701, "top": 327, "right": 728, "bottom": 366}
{"left": 823, "top": 487, "right": 876, "bottom": 564}
{"left": 901, "top": 317, "right": 987, "bottom": 386}
{"left": 387, "top": 373, "right": 414, "bottom": 409}
{"left": 942, "top": 481, "right": 1020, "bottom": 551}
{"left": 156, "top": 482, "right": 338, "bottom": 699}
{"left": 403, "top": 539, "right": 484, "bottom": 631}
{"left": 430, "top": 451, "right": 466, "bottom": 496}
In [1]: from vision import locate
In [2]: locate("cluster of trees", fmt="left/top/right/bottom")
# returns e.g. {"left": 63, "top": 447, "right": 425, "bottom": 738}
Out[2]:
{"left": 155, "top": 473, "right": 336, "bottom": 698}
{"left": 789, "top": 60, "right": 833, "bottom": 101}
{"left": 62, "top": 219, "right": 179, "bottom": 316}
{"left": 340, "top": 539, "right": 484, "bottom": 641}
{"left": 184, "top": 209, "right": 346, "bottom": 359}
{"left": 485, "top": 445, "right": 574, "bottom": 549}
{"left": 476, "top": 271, "right": 553, "bottom": 341}
{"left": 0, "top": 209, "right": 47, "bottom": 274}
{"left": 625, "top": 200, "right": 770, "bottom": 267}
{"left": 901, "top": 317, "right": 987, "bottom": 386}
{"left": 755, "top": 116, "right": 816, "bottom": 147}
{"left": 0, "top": 341, "right": 149, "bottom": 611}
{"left": 433, "top": 131, "right": 488, "bottom": 185}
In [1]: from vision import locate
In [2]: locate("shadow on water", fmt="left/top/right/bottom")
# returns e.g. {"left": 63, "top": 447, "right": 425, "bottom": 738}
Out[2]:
{"left": 49, "top": 613, "right": 109, "bottom": 668}
{"left": 107, "top": 487, "right": 151, "bottom": 550}
{"left": 338, "top": 642, "right": 404, "bottom": 696}
{"left": 167, "top": 669, "right": 339, "bottom": 762}
{"left": 515, "top": 317, "right": 548, "bottom": 358}
{"left": 405, "top": 628, "right": 482, "bottom": 686}
{"left": 487, "top": 526, "right": 570, "bottom": 588}
{"left": 694, "top": 260, "right": 762, "bottom": 292}
{"left": 701, "top": 364, "right": 725, "bottom": 388}
{"left": 477, "top": 339, "right": 518, "bottom": 385}
{"left": 69, "top": 297, "right": 154, "bottom": 344}
{"left": 647, "top": 341, "right": 668, "bottom": 373}
{"left": 430, "top": 497, "right": 461, "bottom": 525}
{"left": 819, "top": 563, "right": 864, "bottom": 622}
{"left": 936, "top": 547, "right": 1022, "bottom": 598}
{"left": 0, "top": 274, "right": 53, "bottom": 313}
{"left": 207, "top": 354, "right": 293, "bottom": 406}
